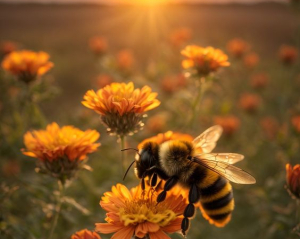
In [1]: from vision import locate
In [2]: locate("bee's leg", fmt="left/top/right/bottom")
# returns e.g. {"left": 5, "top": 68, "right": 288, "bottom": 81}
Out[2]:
{"left": 181, "top": 184, "right": 201, "bottom": 236}
{"left": 157, "top": 176, "right": 179, "bottom": 203}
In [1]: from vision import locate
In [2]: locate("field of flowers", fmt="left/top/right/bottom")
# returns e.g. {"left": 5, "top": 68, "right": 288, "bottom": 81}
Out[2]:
{"left": 0, "top": 2, "right": 300, "bottom": 239}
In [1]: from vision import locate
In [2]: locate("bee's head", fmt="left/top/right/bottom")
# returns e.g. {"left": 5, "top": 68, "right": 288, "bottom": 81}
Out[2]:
{"left": 159, "top": 140, "right": 194, "bottom": 175}
{"left": 134, "top": 141, "right": 160, "bottom": 179}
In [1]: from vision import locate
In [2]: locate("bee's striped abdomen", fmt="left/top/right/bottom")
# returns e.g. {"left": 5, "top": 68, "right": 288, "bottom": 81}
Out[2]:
{"left": 198, "top": 173, "right": 234, "bottom": 227}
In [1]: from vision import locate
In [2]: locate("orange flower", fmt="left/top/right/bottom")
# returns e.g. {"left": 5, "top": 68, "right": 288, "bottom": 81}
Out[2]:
{"left": 95, "top": 183, "right": 186, "bottom": 239}
{"left": 213, "top": 115, "right": 240, "bottom": 136}
{"left": 95, "top": 74, "right": 113, "bottom": 88}
{"left": 226, "top": 38, "right": 249, "bottom": 58}
{"left": 291, "top": 115, "right": 300, "bottom": 133}
{"left": 279, "top": 45, "right": 298, "bottom": 65}
{"left": 260, "top": 117, "right": 279, "bottom": 140}
{"left": 239, "top": 93, "right": 261, "bottom": 113}
{"left": 1, "top": 41, "right": 17, "bottom": 56}
{"left": 161, "top": 74, "right": 187, "bottom": 93}
{"left": 181, "top": 45, "right": 230, "bottom": 76}
{"left": 243, "top": 52, "right": 259, "bottom": 69}
{"left": 286, "top": 164, "right": 300, "bottom": 199}
{"left": 116, "top": 49, "right": 135, "bottom": 71}
{"left": 250, "top": 73, "right": 269, "bottom": 90}
{"left": 169, "top": 28, "right": 192, "bottom": 48}
{"left": 138, "top": 131, "right": 193, "bottom": 150}
{"left": 82, "top": 82, "right": 160, "bottom": 136}
{"left": 22, "top": 123, "right": 100, "bottom": 180}
{"left": 71, "top": 229, "right": 101, "bottom": 239}
{"left": 1, "top": 50, "right": 53, "bottom": 83}
{"left": 89, "top": 36, "right": 108, "bottom": 56}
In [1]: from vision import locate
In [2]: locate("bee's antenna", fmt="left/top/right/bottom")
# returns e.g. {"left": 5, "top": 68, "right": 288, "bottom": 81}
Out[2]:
{"left": 123, "top": 160, "right": 135, "bottom": 181}
{"left": 121, "top": 148, "right": 141, "bottom": 157}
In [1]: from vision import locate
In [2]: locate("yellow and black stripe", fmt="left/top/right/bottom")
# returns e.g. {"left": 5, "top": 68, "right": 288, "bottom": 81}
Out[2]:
{"left": 198, "top": 172, "right": 234, "bottom": 227}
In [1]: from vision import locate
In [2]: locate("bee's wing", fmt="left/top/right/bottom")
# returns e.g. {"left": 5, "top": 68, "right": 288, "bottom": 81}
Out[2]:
{"left": 192, "top": 153, "right": 256, "bottom": 184}
{"left": 192, "top": 125, "right": 223, "bottom": 153}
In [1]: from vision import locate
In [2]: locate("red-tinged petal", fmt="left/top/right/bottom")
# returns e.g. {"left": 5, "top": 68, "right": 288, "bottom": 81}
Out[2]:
{"left": 95, "top": 222, "right": 123, "bottom": 234}
{"left": 162, "top": 218, "right": 182, "bottom": 233}
{"left": 149, "top": 229, "right": 171, "bottom": 239}
{"left": 111, "top": 226, "right": 135, "bottom": 239}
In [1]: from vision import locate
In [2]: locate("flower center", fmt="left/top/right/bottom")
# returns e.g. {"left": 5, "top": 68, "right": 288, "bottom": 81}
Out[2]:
{"left": 119, "top": 198, "right": 176, "bottom": 227}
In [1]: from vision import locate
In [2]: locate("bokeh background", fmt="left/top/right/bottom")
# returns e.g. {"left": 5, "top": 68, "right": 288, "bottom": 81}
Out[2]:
{"left": 1, "top": 0, "right": 300, "bottom": 239}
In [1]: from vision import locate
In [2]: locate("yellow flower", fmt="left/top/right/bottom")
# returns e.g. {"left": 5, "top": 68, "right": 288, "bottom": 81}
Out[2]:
{"left": 71, "top": 229, "right": 101, "bottom": 239}
{"left": 226, "top": 38, "right": 249, "bottom": 58}
{"left": 181, "top": 45, "right": 230, "bottom": 76}
{"left": 95, "top": 183, "right": 186, "bottom": 239}
{"left": 286, "top": 164, "right": 300, "bottom": 199}
{"left": 82, "top": 82, "right": 160, "bottom": 137}
{"left": 22, "top": 122, "right": 100, "bottom": 180}
{"left": 1, "top": 50, "right": 53, "bottom": 83}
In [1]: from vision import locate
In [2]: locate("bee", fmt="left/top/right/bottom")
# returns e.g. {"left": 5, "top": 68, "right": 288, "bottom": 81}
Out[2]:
{"left": 123, "top": 125, "right": 256, "bottom": 236}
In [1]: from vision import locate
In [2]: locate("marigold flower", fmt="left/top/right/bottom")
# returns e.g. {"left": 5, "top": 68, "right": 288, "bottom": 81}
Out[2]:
{"left": 243, "top": 52, "right": 259, "bottom": 69}
{"left": 286, "top": 164, "right": 300, "bottom": 199}
{"left": 1, "top": 50, "right": 53, "bottom": 83}
{"left": 1, "top": 41, "right": 17, "bottom": 56}
{"left": 71, "top": 229, "right": 101, "bottom": 239}
{"left": 82, "top": 82, "right": 160, "bottom": 137}
{"left": 138, "top": 131, "right": 193, "bottom": 150}
{"left": 260, "top": 117, "right": 279, "bottom": 140}
{"left": 89, "top": 36, "right": 108, "bottom": 56}
{"left": 239, "top": 93, "right": 261, "bottom": 113}
{"left": 95, "top": 183, "right": 186, "bottom": 239}
{"left": 22, "top": 122, "right": 100, "bottom": 181}
{"left": 116, "top": 49, "right": 135, "bottom": 72}
{"left": 279, "top": 45, "right": 298, "bottom": 65}
{"left": 213, "top": 115, "right": 240, "bottom": 136}
{"left": 226, "top": 38, "right": 249, "bottom": 58}
{"left": 291, "top": 115, "right": 300, "bottom": 133}
{"left": 181, "top": 45, "right": 230, "bottom": 77}
{"left": 250, "top": 73, "right": 269, "bottom": 90}
{"left": 169, "top": 28, "right": 192, "bottom": 48}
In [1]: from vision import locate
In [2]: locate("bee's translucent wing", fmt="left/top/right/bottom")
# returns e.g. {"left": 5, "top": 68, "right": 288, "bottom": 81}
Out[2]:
{"left": 192, "top": 125, "right": 223, "bottom": 153}
{"left": 191, "top": 153, "right": 256, "bottom": 184}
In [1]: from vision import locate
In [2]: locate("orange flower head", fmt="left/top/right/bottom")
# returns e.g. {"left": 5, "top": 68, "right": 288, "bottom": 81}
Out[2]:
{"left": 291, "top": 115, "right": 300, "bottom": 133}
{"left": 117, "top": 49, "right": 135, "bottom": 72}
{"left": 138, "top": 131, "right": 193, "bottom": 150}
{"left": 250, "top": 73, "right": 270, "bottom": 90}
{"left": 95, "top": 183, "right": 187, "bottom": 239}
{"left": 161, "top": 74, "right": 187, "bottom": 93}
{"left": 71, "top": 229, "right": 101, "bottom": 239}
{"left": 22, "top": 122, "right": 100, "bottom": 180}
{"left": 169, "top": 28, "right": 192, "bottom": 48}
{"left": 1, "top": 50, "right": 53, "bottom": 83}
{"left": 243, "top": 52, "right": 260, "bottom": 69}
{"left": 95, "top": 74, "right": 113, "bottom": 89}
{"left": 82, "top": 82, "right": 160, "bottom": 137}
{"left": 227, "top": 38, "right": 250, "bottom": 58}
{"left": 181, "top": 45, "right": 230, "bottom": 77}
{"left": 1, "top": 41, "right": 17, "bottom": 56}
{"left": 213, "top": 115, "right": 240, "bottom": 136}
{"left": 260, "top": 117, "right": 279, "bottom": 140}
{"left": 89, "top": 36, "right": 108, "bottom": 56}
{"left": 239, "top": 93, "right": 261, "bottom": 114}
{"left": 286, "top": 164, "right": 300, "bottom": 199}
{"left": 279, "top": 45, "right": 298, "bottom": 65}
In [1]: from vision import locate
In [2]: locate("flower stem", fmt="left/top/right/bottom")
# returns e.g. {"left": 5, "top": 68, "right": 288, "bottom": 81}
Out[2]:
{"left": 48, "top": 180, "right": 65, "bottom": 239}
{"left": 120, "top": 135, "right": 126, "bottom": 173}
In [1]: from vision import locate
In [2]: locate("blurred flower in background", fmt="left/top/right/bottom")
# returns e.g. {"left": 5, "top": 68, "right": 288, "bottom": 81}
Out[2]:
{"left": 95, "top": 183, "right": 186, "bottom": 239}
{"left": 286, "top": 164, "right": 300, "bottom": 199}
{"left": 146, "top": 113, "right": 170, "bottom": 133}
{"left": 1, "top": 50, "right": 53, "bottom": 84}
{"left": 0, "top": 41, "right": 17, "bottom": 58}
{"left": 82, "top": 82, "right": 160, "bottom": 137}
{"left": 239, "top": 93, "right": 261, "bottom": 114}
{"left": 250, "top": 72, "right": 270, "bottom": 90}
{"left": 95, "top": 74, "right": 114, "bottom": 89}
{"left": 213, "top": 115, "right": 240, "bottom": 137}
{"left": 71, "top": 229, "right": 101, "bottom": 239}
{"left": 279, "top": 45, "right": 298, "bottom": 65}
{"left": 181, "top": 45, "right": 230, "bottom": 77}
{"left": 161, "top": 73, "right": 187, "bottom": 93}
{"left": 116, "top": 49, "right": 135, "bottom": 73}
{"left": 226, "top": 38, "right": 249, "bottom": 58}
{"left": 22, "top": 122, "right": 100, "bottom": 182}
{"left": 260, "top": 116, "right": 279, "bottom": 140}
{"left": 291, "top": 115, "right": 300, "bottom": 133}
{"left": 243, "top": 52, "right": 260, "bottom": 69}
{"left": 89, "top": 36, "right": 108, "bottom": 56}
{"left": 169, "top": 27, "right": 192, "bottom": 48}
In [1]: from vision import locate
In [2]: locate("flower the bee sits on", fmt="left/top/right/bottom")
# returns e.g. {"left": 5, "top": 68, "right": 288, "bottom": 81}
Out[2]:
{"left": 279, "top": 45, "right": 298, "bottom": 65}
{"left": 95, "top": 183, "right": 186, "bottom": 239}
{"left": 286, "top": 164, "right": 300, "bottom": 199}
{"left": 226, "top": 38, "right": 249, "bottom": 58}
{"left": 181, "top": 45, "right": 230, "bottom": 77}
{"left": 71, "top": 229, "right": 101, "bottom": 239}
{"left": 82, "top": 82, "right": 160, "bottom": 137}
{"left": 1, "top": 50, "right": 54, "bottom": 84}
{"left": 22, "top": 122, "right": 100, "bottom": 182}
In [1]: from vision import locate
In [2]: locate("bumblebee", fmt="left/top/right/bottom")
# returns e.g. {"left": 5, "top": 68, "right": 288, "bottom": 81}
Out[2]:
{"left": 124, "top": 125, "right": 256, "bottom": 236}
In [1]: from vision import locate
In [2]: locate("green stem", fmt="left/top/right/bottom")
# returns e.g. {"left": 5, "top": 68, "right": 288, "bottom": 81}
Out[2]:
{"left": 120, "top": 135, "right": 126, "bottom": 173}
{"left": 48, "top": 180, "right": 65, "bottom": 239}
